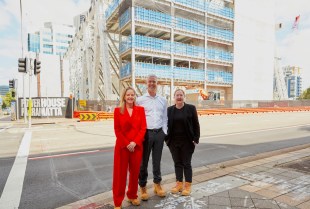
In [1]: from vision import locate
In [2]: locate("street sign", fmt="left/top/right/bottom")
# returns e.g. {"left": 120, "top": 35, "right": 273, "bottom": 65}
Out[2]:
{"left": 79, "top": 100, "right": 87, "bottom": 107}
{"left": 79, "top": 113, "right": 98, "bottom": 121}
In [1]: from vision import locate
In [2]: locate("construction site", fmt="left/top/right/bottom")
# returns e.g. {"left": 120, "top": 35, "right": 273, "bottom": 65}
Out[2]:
{"left": 65, "top": 0, "right": 288, "bottom": 110}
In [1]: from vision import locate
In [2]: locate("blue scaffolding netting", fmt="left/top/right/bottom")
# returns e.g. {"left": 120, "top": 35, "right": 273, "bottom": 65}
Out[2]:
{"left": 106, "top": 0, "right": 234, "bottom": 20}
{"left": 120, "top": 35, "right": 233, "bottom": 62}
{"left": 119, "top": 7, "right": 234, "bottom": 42}
{"left": 120, "top": 62, "right": 233, "bottom": 84}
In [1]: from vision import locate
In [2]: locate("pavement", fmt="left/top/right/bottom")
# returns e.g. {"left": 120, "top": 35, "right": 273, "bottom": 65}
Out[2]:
{"left": 55, "top": 145, "right": 310, "bottom": 209}
{"left": 4, "top": 111, "right": 310, "bottom": 158}
{"left": 1, "top": 112, "right": 309, "bottom": 209}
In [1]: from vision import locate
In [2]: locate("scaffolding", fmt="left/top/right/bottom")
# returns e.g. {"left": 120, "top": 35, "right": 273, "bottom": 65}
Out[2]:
{"left": 65, "top": 0, "right": 114, "bottom": 101}
{"left": 64, "top": 0, "right": 235, "bottom": 102}
{"left": 106, "top": 0, "right": 234, "bottom": 102}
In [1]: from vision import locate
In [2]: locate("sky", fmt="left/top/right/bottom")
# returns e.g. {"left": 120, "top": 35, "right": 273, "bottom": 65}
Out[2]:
{"left": 0, "top": 0, "right": 310, "bottom": 91}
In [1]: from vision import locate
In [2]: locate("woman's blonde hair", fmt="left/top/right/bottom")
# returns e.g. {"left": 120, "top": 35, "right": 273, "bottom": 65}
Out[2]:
{"left": 119, "top": 87, "right": 136, "bottom": 114}
{"left": 174, "top": 88, "right": 185, "bottom": 96}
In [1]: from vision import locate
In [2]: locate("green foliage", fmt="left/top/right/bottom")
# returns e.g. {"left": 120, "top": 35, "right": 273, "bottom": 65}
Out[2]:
{"left": 2, "top": 90, "right": 13, "bottom": 109}
{"left": 299, "top": 87, "right": 310, "bottom": 99}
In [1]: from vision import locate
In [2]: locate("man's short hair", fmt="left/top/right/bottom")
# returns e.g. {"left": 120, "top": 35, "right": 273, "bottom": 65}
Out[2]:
{"left": 146, "top": 74, "right": 158, "bottom": 82}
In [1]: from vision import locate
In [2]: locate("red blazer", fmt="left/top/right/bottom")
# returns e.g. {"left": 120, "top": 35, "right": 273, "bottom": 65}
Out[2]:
{"left": 114, "top": 106, "right": 146, "bottom": 149}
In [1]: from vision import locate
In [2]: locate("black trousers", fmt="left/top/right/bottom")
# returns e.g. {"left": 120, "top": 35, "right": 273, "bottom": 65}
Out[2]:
{"left": 139, "top": 129, "right": 165, "bottom": 187}
{"left": 168, "top": 140, "right": 195, "bottom": 183}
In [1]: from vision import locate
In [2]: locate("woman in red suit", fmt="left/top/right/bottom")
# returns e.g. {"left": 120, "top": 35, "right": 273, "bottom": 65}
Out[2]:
{"left": 113, "top": 87, "right": 146, "bottom": 209}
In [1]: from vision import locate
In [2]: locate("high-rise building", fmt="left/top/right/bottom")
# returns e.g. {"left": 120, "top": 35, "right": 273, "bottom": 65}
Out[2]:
{"left": 283, "top": 66, "right": 302, "bottom": 99}
{"left": 74, "top": 12, "right": 87, "bottom": 32}
{"left": 24, "top": 22, "right": 75, "bottom": 98}
{"left": 0, "top": 85, "right": 9, "bottom": 96}
{"left": 65, "top": 0, "right": 275, "bottom": 102}
{"left": 28, "top": 22, "right": 74, "bottom": 56}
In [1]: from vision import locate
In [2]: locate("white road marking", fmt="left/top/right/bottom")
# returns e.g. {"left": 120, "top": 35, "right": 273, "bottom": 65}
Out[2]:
{"left": 28, "top": 149, "right": 101, "bottom": 160}
{"left": 0, "top": 125, "right": 12, "bottom": 133}
{"left": 0, "top": 130, "right": 32, "bottom": 209}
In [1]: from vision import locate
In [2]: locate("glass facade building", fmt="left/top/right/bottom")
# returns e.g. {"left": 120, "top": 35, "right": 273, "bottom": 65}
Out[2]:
{"left": 0, "top": 85, "right": 9, "bottom": 96}
{"left": 28, "top": 22, "right": 74, "bottom": 56}
{"left": 283, "top": 66, "right": 302, "bottom": 99}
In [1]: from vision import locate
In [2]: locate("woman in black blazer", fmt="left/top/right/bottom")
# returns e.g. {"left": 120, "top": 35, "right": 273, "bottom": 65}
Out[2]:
{"left": 165, "top": 89, "right": 200, "bottom": 196}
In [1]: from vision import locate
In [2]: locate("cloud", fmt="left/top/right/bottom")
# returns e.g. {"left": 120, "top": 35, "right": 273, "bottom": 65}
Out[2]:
{"left": 0, "top": 66, "right": 18, "bottom": 85}
{"left": 275, "top": 0, "right": 310, "bottom": 91}
{"left": 278, "top": 28, "right": 310, "bottom": 89}
{"left": 275, "top": 0, "right": 310, "bottom": 23}
{"left": 0, "top": 6, "right": 12, "bottom": 30}
{"left": 0, "top": 37, "right": 21, "bottom": 58}
{"left": 0, "top": 0, "right": 90, "bottom": 85}
{"left": 23, "top": 0, "right": 90, "bottom": 29}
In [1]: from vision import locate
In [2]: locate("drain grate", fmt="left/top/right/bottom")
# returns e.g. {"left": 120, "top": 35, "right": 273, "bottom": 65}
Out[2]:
{"left": 278, "top": 156, "right": 310, "bottom": 173}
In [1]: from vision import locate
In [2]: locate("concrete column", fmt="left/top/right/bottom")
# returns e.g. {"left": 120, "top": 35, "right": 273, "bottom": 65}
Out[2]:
{"left": 204, "top": 11, "right": 208, "bottom": 90}
{"left": 170, "top": 1, "right": 175, "bottom": 105}
{"left": 131, "top": 2, "right": 136, "bottom": 89}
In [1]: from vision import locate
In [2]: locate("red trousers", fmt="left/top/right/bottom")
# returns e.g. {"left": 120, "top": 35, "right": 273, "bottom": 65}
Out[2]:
{"left": 113, "top": 146, "right": 143, "bottom": 207}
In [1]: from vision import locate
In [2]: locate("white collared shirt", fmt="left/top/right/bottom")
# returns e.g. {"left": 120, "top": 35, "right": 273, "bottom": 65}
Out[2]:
{"left": 136, "top": 93, "right": 168, "bottom": 134}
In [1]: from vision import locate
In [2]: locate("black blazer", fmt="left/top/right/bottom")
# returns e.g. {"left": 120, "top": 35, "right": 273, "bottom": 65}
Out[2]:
{"left": 165, "top": 103, "right": 200, "bottom": 146}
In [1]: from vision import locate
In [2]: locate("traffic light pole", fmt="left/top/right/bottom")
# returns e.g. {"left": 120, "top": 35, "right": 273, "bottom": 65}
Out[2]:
{"left": 28, "top": 59, "right": 32, "bottom": 128}
{"left": 23, "top": 72, "right": 27, "bottom": 123}
{"left": 15, "top": 79, "right": 19, "bottom": 121}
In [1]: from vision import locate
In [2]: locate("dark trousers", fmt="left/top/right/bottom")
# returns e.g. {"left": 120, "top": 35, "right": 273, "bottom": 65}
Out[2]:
{"left": 168, "top": 140, "right": 195, "bottom": 183}
{"left": 139, "top": 129, "right": 165, "bottom": 187}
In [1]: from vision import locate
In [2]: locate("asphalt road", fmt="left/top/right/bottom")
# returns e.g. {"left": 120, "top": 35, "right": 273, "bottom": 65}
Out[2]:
{"left": 0, "top": 115, "right": 11, "bottom": 122}
{"left": 0, "top": 112, "right": 309, "bottom": 209}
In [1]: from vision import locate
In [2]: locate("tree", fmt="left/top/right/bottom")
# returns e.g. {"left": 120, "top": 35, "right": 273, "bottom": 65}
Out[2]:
{"left": 2, "top": 90, "right": 13, "bottom": 109}
{"left": 299, "top": 87, "right": 310, "bottom": 99}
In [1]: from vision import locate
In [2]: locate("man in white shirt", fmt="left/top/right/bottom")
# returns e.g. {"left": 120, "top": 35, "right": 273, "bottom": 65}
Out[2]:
{"left": 137, "top": 74, "right": 168, "bottom": 200}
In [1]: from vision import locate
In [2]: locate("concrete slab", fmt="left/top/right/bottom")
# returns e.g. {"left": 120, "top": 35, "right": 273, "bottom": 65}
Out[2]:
{"left": 191, "top": 176, "right": 249, "bottom": 199}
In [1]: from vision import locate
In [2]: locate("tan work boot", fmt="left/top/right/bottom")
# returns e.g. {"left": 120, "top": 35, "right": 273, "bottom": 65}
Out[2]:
{"left": 140, "top": 186, "right": 149, "bottom": 201}
{"left": 171, "top": 181, "right": 183, "bottom": 194}
{"left": 128, "top": 198, "right": 140, "bottom": 206}
{"left": 154, "top": 183, "right": 166, "bottom": 197}
{"left": 181, "top": 182, "right": 192, "bottom": 196}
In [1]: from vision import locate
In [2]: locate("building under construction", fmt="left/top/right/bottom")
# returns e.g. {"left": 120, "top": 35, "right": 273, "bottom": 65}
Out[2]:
{"left": 65, "top": 0, "right": 276, "bottom": 103}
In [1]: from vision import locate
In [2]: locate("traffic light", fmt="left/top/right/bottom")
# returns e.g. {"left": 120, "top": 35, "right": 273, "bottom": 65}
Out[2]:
{"left": 34, "top": 59, "right": 41, "bottom": 75}
{"left": 18, "top": 58, "right": 27, "bottom": 73}
{"left": 9, "top": 80, "right": 15, "bottom": 89}
{"left": 12, "top": 91, "right": 15, "bottom": 98}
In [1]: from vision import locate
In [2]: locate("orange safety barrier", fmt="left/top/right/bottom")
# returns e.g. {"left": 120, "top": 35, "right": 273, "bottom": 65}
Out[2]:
{"left": 74, "top": 106, "right": 310, "bottom": 119}
{"left": 97, "top": 112, "right": 114, "bottom": 119}
{"left": 197, "top": 106, "right": 310, "bottom": 116}
{"left": 74, "top": 111, "right": 114, "bottom": 120}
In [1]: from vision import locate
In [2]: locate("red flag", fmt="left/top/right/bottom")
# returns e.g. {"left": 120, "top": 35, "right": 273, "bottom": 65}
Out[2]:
{"left": 292, "top": 15, "right": 300, "bottom": 29}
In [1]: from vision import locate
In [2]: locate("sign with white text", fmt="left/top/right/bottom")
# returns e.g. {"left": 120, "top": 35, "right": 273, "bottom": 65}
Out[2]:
{"left": 18, "top": 97, "right": 70, "bottom": 118}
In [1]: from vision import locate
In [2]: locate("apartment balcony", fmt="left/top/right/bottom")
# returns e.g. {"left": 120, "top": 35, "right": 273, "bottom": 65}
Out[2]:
{"left": 120, "top": 62, "right": 233, "bottom": 85}
{"left": 119, "top": 7, "right": 234, "bottom": 43}
{"left": 106, "top": 0, "right": 234, "bottom": 22}
{"left": 120, "top": 35, "right": 233, "bottom": 63}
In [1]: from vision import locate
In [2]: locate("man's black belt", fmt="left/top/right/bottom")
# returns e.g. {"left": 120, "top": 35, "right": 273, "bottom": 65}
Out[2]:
{"left": 147, "top": 128, "right": 162, "bottom": 133}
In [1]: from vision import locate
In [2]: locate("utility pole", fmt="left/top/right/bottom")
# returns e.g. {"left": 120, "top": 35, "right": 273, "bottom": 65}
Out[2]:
{"left": 20, "top": 0, "right": 27, "bottom": 123}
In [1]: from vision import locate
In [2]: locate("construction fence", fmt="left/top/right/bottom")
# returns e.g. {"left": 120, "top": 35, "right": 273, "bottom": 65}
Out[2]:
{"left": 76, "top": 99, "right": 310, "bottom": 112}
